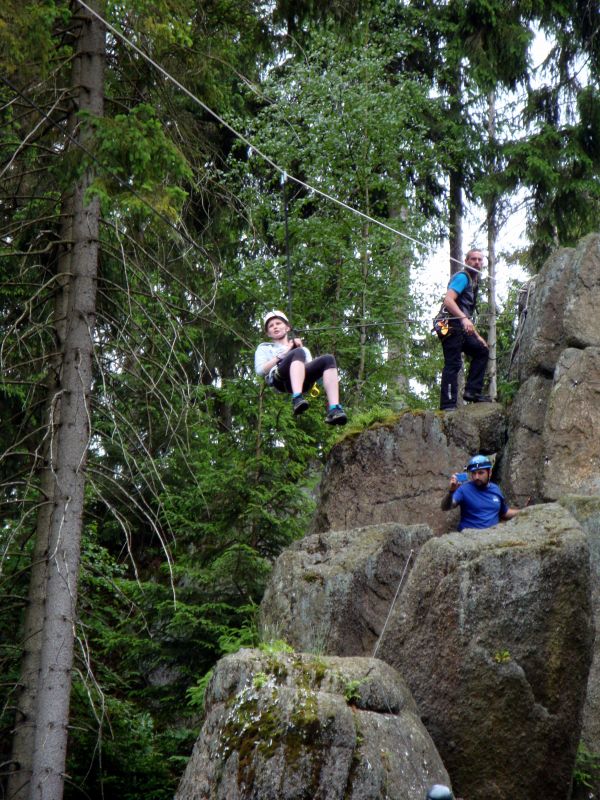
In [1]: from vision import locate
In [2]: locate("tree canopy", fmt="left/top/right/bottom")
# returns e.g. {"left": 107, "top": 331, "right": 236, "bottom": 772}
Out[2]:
{"left": 0, "top": 0, "right": 598, "bottom": 797}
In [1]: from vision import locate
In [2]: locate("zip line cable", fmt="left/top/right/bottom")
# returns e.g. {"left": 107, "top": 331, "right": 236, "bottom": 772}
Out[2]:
{"left": 0, "top": 77, "right": 503, "bottom": 332}
{"left": 0, "top": 77, "right": 481, "bottom": 345}
{"left": 75, "top": 0, "right": 482, "bottom": 276}
{"left": 0, "top": 78, "right": 517, "bottom": 349}
{"left": 293, "top": 312, "right": 505, "bottom": 335}
{"left": 1, "top": 13, "right": 518, "bottom": 349}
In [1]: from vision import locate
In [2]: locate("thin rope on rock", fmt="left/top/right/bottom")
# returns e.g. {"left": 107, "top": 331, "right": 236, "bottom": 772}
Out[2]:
{"left": 372, "top": 548, "right": 414, "bottom": 660}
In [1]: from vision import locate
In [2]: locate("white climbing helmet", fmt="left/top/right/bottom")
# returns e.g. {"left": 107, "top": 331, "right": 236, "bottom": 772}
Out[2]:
{"left": 263, "top": 310, "right": 289, "bottom": 331}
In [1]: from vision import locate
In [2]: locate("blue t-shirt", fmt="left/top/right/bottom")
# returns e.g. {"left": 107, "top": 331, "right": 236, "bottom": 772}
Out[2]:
{"left": 448, "top": 272, "right": 469, "bottom": 295}
{"left": 452, "top": 480, "right": 508, "bottom": 531}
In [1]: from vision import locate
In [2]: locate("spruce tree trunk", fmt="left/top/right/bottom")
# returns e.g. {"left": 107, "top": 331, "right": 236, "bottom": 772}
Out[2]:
{"left": 357, "top": 219, "right": 369, "bottom": 392}
{"left": 27, "top": 4, "right": 104, "bottom": 799}
{"left": 486, "top": 91, "right": 498, "bottom": 400}
{"left": 449, "top": 168, "right": 463, "bottom": 276}
{"left": 387, "top": 198, "right": 410, "bottom": 409}
{"left": 8, "top": 194, "right": 74, "bottom": 800}
{"left": 486, "top": 215, "right": 498, "bottom": 399}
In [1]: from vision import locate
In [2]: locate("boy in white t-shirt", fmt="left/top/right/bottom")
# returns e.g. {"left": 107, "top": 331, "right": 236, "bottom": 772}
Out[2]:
{"left": 254, "top": 310, "right": 347, "bottom": 425}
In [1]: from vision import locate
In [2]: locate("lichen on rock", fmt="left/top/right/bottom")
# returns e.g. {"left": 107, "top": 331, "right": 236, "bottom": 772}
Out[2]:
{"left": 175, "top": 650, "right": 450, "bottom": 800}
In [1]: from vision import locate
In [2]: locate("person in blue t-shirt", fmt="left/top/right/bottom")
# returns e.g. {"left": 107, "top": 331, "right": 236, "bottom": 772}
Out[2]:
{"left": 437, "top": 249, "right": 490, "bottom": 410}
{"left": 441, "top": 454, "right": 519, "bottom": 531}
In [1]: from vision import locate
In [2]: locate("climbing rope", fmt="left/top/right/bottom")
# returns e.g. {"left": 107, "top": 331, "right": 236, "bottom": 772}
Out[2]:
{"left": 507, "top": 279, "right": 535, "bottom": 375}
{"left": 372, "top": 548, "right": 414, "bottom": 659}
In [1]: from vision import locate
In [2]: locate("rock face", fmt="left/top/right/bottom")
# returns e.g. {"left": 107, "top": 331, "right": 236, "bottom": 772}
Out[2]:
{"left": 175, "top": 649, "right": 451, "bottom": 800}
{"left": 496, "top": 373, "right": 551, "bottom": 507}
{"left": 514, "top": 234, "right": 600, "bottom": 380}
{"left": 512, "top": 247, "right": 576, "bottom": 379}
{"left": 259, "top": 523, "right": 433, "bottom": 656}
{"left": 377, "top": 504, "right": 593, "bottom": 800}
{"left": 312, "top": 404, "right": 507, "bottom": 535}
{"left": 501, "top": 234, "right": 600, "bottom": 503}
{"left": 542, "top": 347, "right": 600, "bottom": 499}
{"left": 560, "top": 496, "right": 600, "bottom": 796}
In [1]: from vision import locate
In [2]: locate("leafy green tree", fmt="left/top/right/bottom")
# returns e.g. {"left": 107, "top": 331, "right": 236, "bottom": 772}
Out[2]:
{"left": 228, "top": 23, "right": 443, "bottom": 406}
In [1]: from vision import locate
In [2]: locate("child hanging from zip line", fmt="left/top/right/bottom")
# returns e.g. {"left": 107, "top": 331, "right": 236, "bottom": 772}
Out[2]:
{"left": 254, "top": 310, "right": 348, "bottom": 425}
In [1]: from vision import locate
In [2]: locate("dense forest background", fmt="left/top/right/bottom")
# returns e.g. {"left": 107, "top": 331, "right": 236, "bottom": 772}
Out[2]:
{"left": 0, "top": 1, "right": 598, "bottom": 798}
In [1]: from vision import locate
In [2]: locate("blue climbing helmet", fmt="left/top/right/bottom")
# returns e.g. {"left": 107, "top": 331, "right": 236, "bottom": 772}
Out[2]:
{"left": 466, "top": 454, "right": 493, "bottom": 472}
{"left": 426, "top": 786, "right": 454, "bottom": 800}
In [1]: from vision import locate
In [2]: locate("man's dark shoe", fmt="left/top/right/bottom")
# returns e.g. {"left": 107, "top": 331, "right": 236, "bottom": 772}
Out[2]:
{"left": 292, "top": 394, "right": 309, "bottom": 415}
{"left": 463, "top": 391, "right": 492, "bottom": 403}
{"left": 325, "top": 405, "right": 347, "bottom": 425}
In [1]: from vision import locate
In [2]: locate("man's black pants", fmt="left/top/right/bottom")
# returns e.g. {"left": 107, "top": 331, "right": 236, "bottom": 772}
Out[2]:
{"left": 439, "top": 331, "right": 488, "bottom": 410}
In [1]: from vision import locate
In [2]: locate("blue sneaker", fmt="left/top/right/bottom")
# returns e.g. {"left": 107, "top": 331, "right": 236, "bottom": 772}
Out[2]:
{"left": 325, "top": 405, "right": 347, "bottom": 425}
{"left": 292, "top": 394, "right": 309, "bottom": 415}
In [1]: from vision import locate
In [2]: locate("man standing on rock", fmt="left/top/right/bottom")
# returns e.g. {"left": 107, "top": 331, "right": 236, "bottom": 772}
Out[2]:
{"left": 437, "top": 249, "right": 490, "bottom": 411}
{"left": 441, "top": 454, "right": 519, "bottom": 531}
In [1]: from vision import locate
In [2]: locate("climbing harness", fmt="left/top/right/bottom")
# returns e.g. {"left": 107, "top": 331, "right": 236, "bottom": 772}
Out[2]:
{"left": 432, "top": 306, "right": 451, "bottom": 337}
{"left": 432, "top": 268, "right": 482, "bottom": 338}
